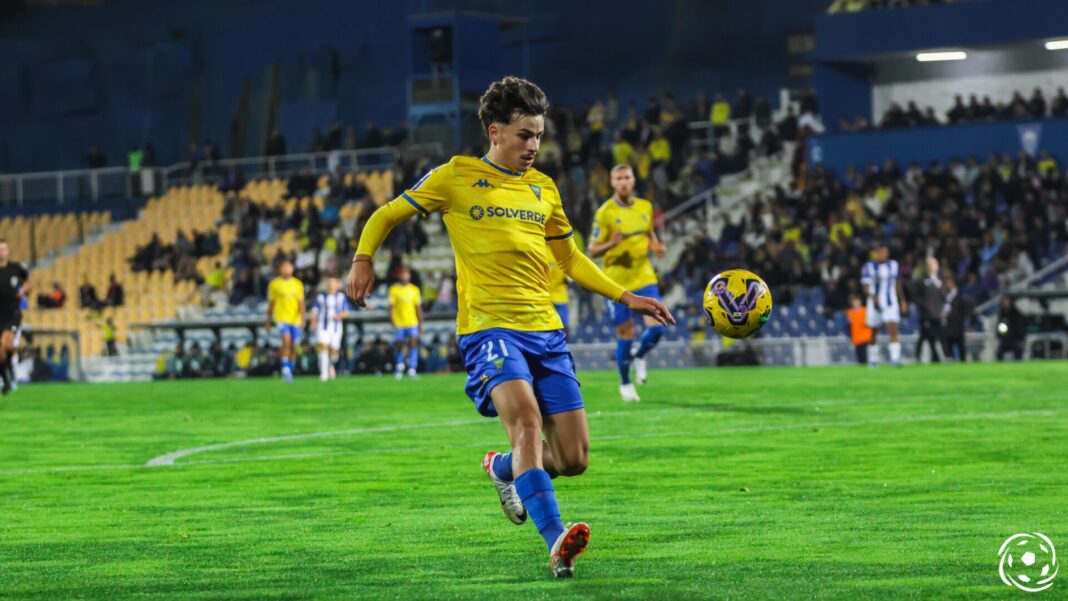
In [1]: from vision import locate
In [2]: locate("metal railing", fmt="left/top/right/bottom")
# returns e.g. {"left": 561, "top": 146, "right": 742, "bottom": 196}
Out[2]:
{"left": 975, "top": 252, "right": 1068, "bottom": 315}
{"left": 0, "top": 166, "right": 137, "bottom": 207}
{"left": 0, "top": 143, "right": 445, "bottom": 207}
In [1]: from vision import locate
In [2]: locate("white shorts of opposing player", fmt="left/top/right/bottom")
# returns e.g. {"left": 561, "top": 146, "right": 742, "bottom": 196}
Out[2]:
{"left": 864, "top": 299, "right": 902, "bottom": 367}
{"left": 316, "top": 329, "right": 342, "bottom": 381}
{"left": 864, "top": 300, "right": 901, "bottom": 328}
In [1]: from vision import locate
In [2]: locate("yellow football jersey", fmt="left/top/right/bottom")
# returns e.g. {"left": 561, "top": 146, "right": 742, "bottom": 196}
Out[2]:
{"left": 386, "top": 155, "right": 572, "bottom": 334}
{"left": 267, "top": 276, "right": 305, "bottom": 325}
{"left": 591, "top": 197, "right": 659, "bottom": 291}
{"left": 389, "top": 283, "right": 421, "bottom": 329}
{"left": 546, "top": 244, "right": 569, "bottom": 304}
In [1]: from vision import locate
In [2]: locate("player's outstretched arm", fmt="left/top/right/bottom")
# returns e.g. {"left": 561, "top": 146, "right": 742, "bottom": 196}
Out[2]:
{"left": 549, "top": 235, "right": 675, "bottom": 326}
{"left": 346, "top": 200, "right": 419, "bottom": 306}
{"left": 648, "top": 230, "right": 667, "bottom": 259}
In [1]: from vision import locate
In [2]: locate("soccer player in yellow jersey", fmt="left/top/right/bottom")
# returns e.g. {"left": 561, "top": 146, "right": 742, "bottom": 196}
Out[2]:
{"left": 588, "top": 164, "right": 667, "bottom": 402}
{"left": 546, "top": 245, "right": 570, "bottom": 334}
{"left": 266, "top": 260, "right": 305, "bottom": 382}
{"left": 347, "top": 76, "right": 673, "bottom": 579}
{"left": 388, "top": 265, "right": 423, "bottom": 379}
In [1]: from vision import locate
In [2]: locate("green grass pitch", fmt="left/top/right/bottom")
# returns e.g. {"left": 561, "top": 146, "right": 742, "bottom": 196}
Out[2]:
{"left": 1, "top": 362, "right": 1065, "bottom": 599}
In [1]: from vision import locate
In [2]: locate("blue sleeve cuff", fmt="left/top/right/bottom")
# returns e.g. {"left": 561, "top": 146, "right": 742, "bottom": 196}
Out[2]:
{"left": 402, "top": 192, "right": 430, "bottom": 217}
{"left": 545, "top": 230, "right": 574, "bottom": 241}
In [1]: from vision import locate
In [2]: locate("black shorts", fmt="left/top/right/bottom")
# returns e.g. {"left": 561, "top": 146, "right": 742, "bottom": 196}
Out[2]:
{"left": 0, "top": 311, "right": 21, "bottom": 334}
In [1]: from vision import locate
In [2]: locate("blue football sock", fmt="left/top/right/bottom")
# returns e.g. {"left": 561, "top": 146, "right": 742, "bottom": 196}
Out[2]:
{"left": 394, "top": 350, "right": 404, "bottom": 369}
{"left": 407, "top": 347, "right": 419, "bottom": 372}
{"left": 281, "top": 358, "right": 292, "bottom": 373}
{"left": 616, "top": 339, "right": 634, "bottom": 384}
{"left": 515, "top": 468, "right": 565, "bottom": 550}
{"left": 491, "top": 451, "right": 513, "bottom": 482}
{"left": 635, "top": 326, "right": 665, "bottom": 359}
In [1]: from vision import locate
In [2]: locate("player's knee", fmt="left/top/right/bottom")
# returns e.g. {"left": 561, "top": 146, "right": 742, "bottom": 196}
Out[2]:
{"left": 559, "top": 453, "right": 588, "bottom": 477}
{"left": 616, "top": 323, "right": 634, "bottom": 340}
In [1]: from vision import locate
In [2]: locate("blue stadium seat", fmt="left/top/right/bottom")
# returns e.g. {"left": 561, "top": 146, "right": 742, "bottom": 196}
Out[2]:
{"left": 804, "top": 319, "right": 821, "bottom": 337}
{"left": 820, "top": 318, "right": 837, "bottom": 337}
{"left": 810, "top": 287, "right": 826, "bottom": 306}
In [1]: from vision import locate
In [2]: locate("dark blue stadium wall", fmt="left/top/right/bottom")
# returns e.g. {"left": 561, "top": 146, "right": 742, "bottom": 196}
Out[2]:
{"left": 813, "top": 0, "right": 1068, "bottom": 61}
{"left": 807, "top": 118, "right": 1068, "bottom": 176}
{"left": 0, "top": 0, "right": 827, "bottom": 174}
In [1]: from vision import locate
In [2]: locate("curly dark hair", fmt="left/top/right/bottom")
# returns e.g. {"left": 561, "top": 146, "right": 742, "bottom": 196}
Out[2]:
{"left": 477, "top": 76, "right": 548, "bottom": 133}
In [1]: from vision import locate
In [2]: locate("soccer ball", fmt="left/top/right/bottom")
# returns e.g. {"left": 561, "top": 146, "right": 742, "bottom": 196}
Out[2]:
{"left": 703, "top": 269, "right": 773, "bottom": 339}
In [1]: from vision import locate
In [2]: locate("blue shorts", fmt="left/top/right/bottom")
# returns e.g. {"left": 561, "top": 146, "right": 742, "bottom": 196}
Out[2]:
{"left": 276, "top": 322, "right": 301, "bottom": 341}
{"left": 554, "top": 303, "right": 570, "bottom": 330}
{"left": 609, "top": 283, "right": 661, "bottom": 326}
{"left": 457, "top": 328, "right": 583, "bottom": 418}
{"left": 394, "top": 326, "right": 419, "bottom": 342}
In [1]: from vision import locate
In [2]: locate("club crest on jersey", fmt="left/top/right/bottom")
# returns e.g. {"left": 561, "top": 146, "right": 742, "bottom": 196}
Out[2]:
{"left": 472, "top": 179, "right": 494, "bottom": 188}
{"left": 529, "top": 184, "right": 542, "bottom": 201}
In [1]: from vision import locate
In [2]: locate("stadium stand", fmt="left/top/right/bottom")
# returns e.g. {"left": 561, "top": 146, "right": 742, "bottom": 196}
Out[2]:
{"left": 27, "top": 186, "right": 227, "bottom": 359}
{"left": 0, "top": 211, "right": 110, "bottom": 265}
{"left": 827, "top": 0, "right": 977, "bottom": 13}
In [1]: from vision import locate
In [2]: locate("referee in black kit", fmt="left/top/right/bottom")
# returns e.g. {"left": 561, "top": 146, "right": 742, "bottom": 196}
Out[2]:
{"left": 913, "top": 257, "right": 945, "bottom": 363}
{"left": 0, "top": 240, "right": 30, "bottom": 394}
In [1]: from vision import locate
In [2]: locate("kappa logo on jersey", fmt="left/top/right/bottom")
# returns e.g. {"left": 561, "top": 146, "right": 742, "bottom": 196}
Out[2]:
{"left": 472, "top": 179, "right": 494, "bottom": 188}
{"left": 468, "top": 205, "right": 546, "bottom": 224}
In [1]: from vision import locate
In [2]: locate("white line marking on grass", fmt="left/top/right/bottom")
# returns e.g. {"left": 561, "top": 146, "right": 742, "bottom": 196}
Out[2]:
{"left": 175, "top": 408, "right": 1061, "bottom": 466}
{"left": 144, "top": 418, "right": 488, "bottom": 466}
{"left": 1, "top": 407, "right": 1053, "bottom": 476}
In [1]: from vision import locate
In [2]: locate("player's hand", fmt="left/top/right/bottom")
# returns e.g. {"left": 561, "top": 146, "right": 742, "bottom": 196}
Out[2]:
{"left": 348, "top": 256, "right": 375, "bottom": 308}
{"left": 650, "top": 240, "right": 667, "bottom": 259}
{"left": 264, "top": 320, "right": 272, "bottom": 332}
{"left": 609, "top": 231, "right": 624, "bottom": 247}
{"left": 900, "top": 301, "right": 909, "bottom": 316}
{"left": 620, "top": 291, "right": 675, "bottom": 326}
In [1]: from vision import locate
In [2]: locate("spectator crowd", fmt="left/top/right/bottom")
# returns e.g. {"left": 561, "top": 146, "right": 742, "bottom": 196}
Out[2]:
{"left": 671, "top": 149, "right": 1068, "bottom": 335}
{"left": 839, "top": 87, "right": 1068, "bottom": 134}
{"left": 828, "top": 0, "right": 975, "bottom": 13}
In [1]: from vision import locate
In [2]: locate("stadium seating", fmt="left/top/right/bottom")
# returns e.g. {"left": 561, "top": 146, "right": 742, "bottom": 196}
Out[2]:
{"left": 26, "top": 185, "right": 226, "bottom": 357}
{"left": 0, "top": 211, "right": 110, "bottom": 263}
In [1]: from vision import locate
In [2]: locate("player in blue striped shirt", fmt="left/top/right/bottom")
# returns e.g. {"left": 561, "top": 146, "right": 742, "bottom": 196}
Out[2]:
{"left": 310, "top": 276, "right": 351, "bottom": 382}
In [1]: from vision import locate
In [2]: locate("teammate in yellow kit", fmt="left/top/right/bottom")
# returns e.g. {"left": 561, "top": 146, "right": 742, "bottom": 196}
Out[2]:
{"left": 588, "top": 164, "right": 667, "bottom": 401}
{"left": 266, "top": 260, "right": 305, "bottom": 381}
{"left": 546, "top": 245, "right": 570, "bottom": 335}
{"left": 347, "top": 77, "right": 673, "bottom": 578}
{"left": 389, "top": 265, "right": 423, "bottom": 378}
